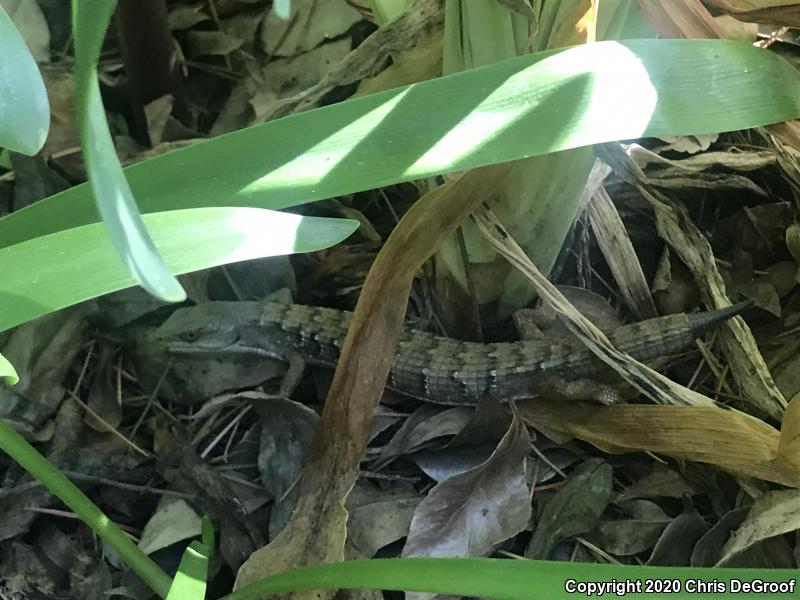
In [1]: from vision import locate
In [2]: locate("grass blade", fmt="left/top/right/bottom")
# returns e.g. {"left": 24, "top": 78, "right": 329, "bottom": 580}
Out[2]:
{"left": 223, "top": 557, "right": 800, "bottom": 600}
{"left": 166, "top": 541, "right": 210, "bottom": 600}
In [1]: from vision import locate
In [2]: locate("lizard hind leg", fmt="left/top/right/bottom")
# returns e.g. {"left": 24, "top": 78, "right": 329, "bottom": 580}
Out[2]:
{"left": 535, "top": 375, "right": 628, "bottom": 405}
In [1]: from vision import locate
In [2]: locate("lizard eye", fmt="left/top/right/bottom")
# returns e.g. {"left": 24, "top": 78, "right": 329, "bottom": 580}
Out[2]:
{"left": 180, "top": 331, "right": 198, "bottom": 342}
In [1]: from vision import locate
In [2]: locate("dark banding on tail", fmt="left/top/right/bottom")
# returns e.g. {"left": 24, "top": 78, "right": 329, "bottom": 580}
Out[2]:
{"left": 687, "top": 300, "right": 752, "bottom": 338}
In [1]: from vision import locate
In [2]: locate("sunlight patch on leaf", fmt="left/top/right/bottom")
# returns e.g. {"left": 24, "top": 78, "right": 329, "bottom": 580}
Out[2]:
{"left": 0, "top": 353, "right": 19, "bottom": 385}
{"left": 274, "top": 0, "right": 291, "bottom": 19}
{"left": 242, "top": 87, "right": 411, "bottom": 191}
{"left": 73, "top": 0, "right": 185, "bottom": 302}
{"left": 0, "top": 207, "right": 357, "bottom": 332}
{"left": 410, "top": 42, "right": 657, "bottom": 172}
{"left": 166, "top": 541, "right": 210, "bottom": 600}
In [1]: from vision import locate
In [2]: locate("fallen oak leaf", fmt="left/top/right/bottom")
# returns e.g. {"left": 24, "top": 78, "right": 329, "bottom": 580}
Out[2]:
{"left": 402, "top": 411, "right": 531, "bottom": 559}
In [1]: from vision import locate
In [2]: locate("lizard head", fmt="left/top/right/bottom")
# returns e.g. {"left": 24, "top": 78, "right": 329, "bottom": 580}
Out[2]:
{"left": 154, "top": 302, "right": 261, "bottom": 355}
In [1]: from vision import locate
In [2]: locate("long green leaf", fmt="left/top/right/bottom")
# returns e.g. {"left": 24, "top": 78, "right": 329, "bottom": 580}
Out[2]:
{"left": 223, "top": 557, "right": 800, "bottom": 600}
{"left": 166, "top": 541, "right": 210, "bottom": 600}
{"left": 1, "top": 39, "right": 798, "bottom": 248}
{"left": 72, "top": 0, "right": 184, "bottom": 301}
{"left": 0, "top": 208, "right": 357, "bottom": 331}
{"left": 0, "top": 3, "right": 49, "bottom": 155}
{"left": 0, "top": 353, "right": 19, "bottom": 385}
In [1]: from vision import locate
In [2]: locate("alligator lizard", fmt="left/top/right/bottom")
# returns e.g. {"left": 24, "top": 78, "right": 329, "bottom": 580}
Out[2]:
{"left": 155, "top": 301, "right": 748, "bottom": 405}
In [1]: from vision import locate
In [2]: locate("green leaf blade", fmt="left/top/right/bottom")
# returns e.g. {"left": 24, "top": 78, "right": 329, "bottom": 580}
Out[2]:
{"left": 1, "top": 39, "right": 798, "bottom": 248}
{"left": 72, "top": 0, "right": 185, "bottom": 302}
{"left": 0, "top": 208, "right": 357, "bottom": 331}
{"left": 0, "top": 3, "right": 50, "bottom": 155}
{"left": 166, "top": 541, "right": 210, "bottom": 600}
{"left": 0, "top": 352, "right": 19, "bottom": 385}
{"left": 222, "top": 557, "right": 800, "bottom": 600}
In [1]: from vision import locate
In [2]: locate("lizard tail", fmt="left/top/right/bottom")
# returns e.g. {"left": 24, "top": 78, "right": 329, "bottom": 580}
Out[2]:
{"left": 687, "top": 300, "right": 753, "bottom": 337}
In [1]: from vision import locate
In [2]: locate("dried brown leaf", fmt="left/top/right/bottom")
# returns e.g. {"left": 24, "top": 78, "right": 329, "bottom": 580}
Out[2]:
{"left": 712, "top": 14, "right": 759, "bottom": 41}
{"left": 689, "top": 507, "right": 796, "bottom": 568}
{"left": 0, "top": 304, "right": 93, "bottom": 435}
{"left": 411, "top": 443, "right": 497, "bottom": 482}
{"left": 402, "top": 413, "right": 531, "bottom": 558}
{"left": 588, "top": 184, "right": 657, "bottom": 319}
{"left": 138, "top": 498, "right": 202, "bottom": 555}
{"left": 0, "top": 542, "right": 55, "bottom": 598}
{"left": 647, "top": 501, "right": 709, "bottom": 566}
{"left": 186, "top": 30, "right": 243, "bottom": 57}
{"left": 355, "top": 31, "right": 443, "bottom": 96}
{"left": 526, "top": 457, "right": 613, "bottom": 559}
{"left": 253, "top": 397, "right": 319, "bottom": 537}
{"left": 615, "top": 463, "right": 699, "bottom": 502}
{"left": 691, "top": 507, "right": 749, "bottom": 567}
{"left": 346, "top": 482, "right": 421, "bottom": 558}
{"left": 633, "top": 0, "right": 722, "bottom": 38}
{"left": 590, "top": 500, "right": 670, "bottom": 556}
{"left": 260, "top": 0, "right": 362, "bottom": 57}
{"left": 646, "top": 171, "right": 767, "bottom": 196}
{"left": 517, "top": 395, "right": 800, "bottom": 487}
{"left": 718, "top": 488, "right": 800, "bottom": 565}
{"left": 787, "top": 223, "right": 800, "bottom": 264}
{"left": 704, "top": 0, "right": 800, "bottom": 26}
{"left": 376, "top": 406, "right": 472, "bottom": 466}
{"left": 233, "top": 163, "right": 514, "bottom": 596}
{"left": 168, "top": 3, "right": 210, "bottom": 30}
{"left": 649, "top": 197, "right": 786, "bottom": 418}
{"left": 258, "top": 0, "right": 444, "bottom": 121}
{"left": 598, "top": 142, "right": 787, "bottom": 419}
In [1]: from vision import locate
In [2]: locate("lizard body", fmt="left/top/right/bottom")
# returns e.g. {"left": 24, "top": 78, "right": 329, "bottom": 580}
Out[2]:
{"left": 155, "top": 301, "right": 746, "bottom": 405}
